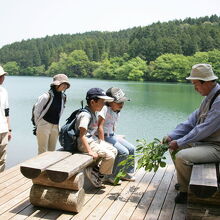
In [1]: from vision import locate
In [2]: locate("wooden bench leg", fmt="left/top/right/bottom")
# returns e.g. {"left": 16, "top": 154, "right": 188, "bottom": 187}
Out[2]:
{"left": 32, "top": 171, "right": 84, "bottom": 191}
{"left": 30, "top": 184, "right": 85, "bottom": 213}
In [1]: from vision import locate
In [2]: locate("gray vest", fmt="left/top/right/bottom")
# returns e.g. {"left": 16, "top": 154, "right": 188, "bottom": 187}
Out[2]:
{"left": 197, "top": 95, "right": 220, "bottom": 144}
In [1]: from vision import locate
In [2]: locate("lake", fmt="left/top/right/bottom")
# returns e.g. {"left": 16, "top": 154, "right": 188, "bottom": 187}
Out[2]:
{"left": 4, "top": 76, "right": 202, "bottom": 168}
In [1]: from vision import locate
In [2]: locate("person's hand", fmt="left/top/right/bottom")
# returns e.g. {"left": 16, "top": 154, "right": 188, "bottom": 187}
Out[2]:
{"left": 162, "top": 136, "right": 172, "bottom": 144}
{"left": 117, "top": 135, "right": 125, "bottom": 139}
{"left": 8, "top": 131, "right": 12, "bottom": 141}
{"left": 88, "top": 150, "right": 98, "bottom": 160}
{"left": 169, "top": 140, "right": 179, "bottom": 151}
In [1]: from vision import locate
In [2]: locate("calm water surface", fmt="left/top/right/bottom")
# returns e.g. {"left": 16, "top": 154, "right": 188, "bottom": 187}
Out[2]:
{"left": 4, "top": 76, "right": 202, "bottom": 168}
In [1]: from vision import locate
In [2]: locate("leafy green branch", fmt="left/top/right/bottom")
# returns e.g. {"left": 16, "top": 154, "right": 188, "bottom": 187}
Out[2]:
{"left": 114, "top": 138, "right": 175, "bottom": 185}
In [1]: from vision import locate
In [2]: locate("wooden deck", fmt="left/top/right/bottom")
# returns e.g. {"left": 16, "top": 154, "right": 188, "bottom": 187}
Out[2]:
{"left": 0, "top": 159, "right": 187, "bottom": 220}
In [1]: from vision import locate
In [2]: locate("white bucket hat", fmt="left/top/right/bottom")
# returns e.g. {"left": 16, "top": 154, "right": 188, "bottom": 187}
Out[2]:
{"left": 51, "top": 74, "right": 70, "bottom": 88}
{"left": 186, "top": 64, "right": 218, "bottom": 81}
{"left": 0, "top": 66, "right": 7, "bottom": 76}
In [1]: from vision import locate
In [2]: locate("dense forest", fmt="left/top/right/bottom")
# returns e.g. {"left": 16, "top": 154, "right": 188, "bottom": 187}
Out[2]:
{"left": 1, "top": 15, "right": 220, "bottom": 82}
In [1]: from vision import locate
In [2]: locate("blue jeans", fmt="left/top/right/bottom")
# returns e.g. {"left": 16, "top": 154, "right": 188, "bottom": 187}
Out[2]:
{"left": 105, "top": 134, "right": 135, "bottom": 178}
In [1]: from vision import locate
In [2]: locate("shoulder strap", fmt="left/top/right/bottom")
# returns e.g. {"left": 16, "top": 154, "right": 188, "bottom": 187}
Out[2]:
{"left": 63, "top": 93, "right": 67, "bottom": 104}
{"left": 43, "top": 91, "right": 52, "bottom": 110}
{"left": 76, "top": 106, "right": 93, "bottom": 127}
{"left": 209, "top": 89, "right": 220, "bottom": 110}
{"left": 83, "top": 106, "right": 93, "bottom": 127}
{"left": 83, "top": 106, "right": 92, "bottom": 115}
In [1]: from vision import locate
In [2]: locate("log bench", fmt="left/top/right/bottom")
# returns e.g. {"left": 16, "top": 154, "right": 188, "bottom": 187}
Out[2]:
{"left": 20, "top": 151, "right": 93, "bottom": 213}
{"left": 187, "top": 163, "right": 220, "bottom": 219}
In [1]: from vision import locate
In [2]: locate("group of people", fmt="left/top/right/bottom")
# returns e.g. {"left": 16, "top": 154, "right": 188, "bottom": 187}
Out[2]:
{"left": 1, "top": 63, "right": 220, "bottom": 204}
{"left": 33, "top": 74, "right": 135, "bottom": 187}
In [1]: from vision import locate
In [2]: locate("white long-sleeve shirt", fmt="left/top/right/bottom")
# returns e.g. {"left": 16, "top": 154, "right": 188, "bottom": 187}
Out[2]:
{"left": 0, "top": 85, "right": 9, "bottom": 133}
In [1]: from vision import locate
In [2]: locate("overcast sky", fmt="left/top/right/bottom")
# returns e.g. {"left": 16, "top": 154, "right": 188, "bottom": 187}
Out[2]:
{"left": 0, "top": 0, "right": 219, "bottom": 48}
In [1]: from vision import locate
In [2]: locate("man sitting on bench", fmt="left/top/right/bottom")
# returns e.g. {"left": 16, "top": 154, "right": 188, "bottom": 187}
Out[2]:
{"left": 163, "top": 63, "right": 220, "bottom": 204}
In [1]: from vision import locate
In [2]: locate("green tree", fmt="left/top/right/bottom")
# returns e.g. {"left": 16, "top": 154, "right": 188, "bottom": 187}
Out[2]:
{"left": 115, "top": 57, "right": 147, "bottom": 81}
{"left": 93, "top": 58, "right": 116, "bottom": 79}
{"left": 3, "top": 61, "right": 20, "bottom": 75}
{"left": 21, "top": 65, "right": 45, "bottom": 76}
{"left": 66, "top": 50, "right": 91, "bottom": 77}
{"left": 150, "top": 54, "right": 192, "bottom": 82}
{"left": 207, "top": 50, "right": 220, "bottom": 77}
{"left": 46, "top": 53, "right": 67, "bottom": 76}
{"left": 47, "top": 50, "right": 93, "bottom": 77}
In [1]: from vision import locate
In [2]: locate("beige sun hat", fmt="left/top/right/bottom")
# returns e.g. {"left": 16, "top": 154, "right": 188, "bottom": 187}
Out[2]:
{"left": 186, "top": 64, "right": 218, "bottom": 81}
{"left": 51, "top": 74, "right": 70, "bottom": 88}
{"left": 0, "top": 66, "right": 8, "bottom": 76}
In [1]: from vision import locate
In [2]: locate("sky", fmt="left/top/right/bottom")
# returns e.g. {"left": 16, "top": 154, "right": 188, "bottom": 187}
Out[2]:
{"left": 0, "top": 0, "right": 219, "bottom": 48}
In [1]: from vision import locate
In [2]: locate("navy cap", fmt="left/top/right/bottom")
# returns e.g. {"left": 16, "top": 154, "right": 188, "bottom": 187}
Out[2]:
{"left": 86, "top": 88, "right": 114, "bottom": 102}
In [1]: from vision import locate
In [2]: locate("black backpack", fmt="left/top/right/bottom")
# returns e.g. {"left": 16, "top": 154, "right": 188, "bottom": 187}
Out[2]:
{"left": 59, "top": 107, "right": 92, "bottom": 153}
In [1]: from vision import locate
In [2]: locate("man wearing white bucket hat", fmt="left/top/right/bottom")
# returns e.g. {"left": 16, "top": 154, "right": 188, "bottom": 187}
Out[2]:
{"left": 163, "top": 64, "right": 220, "bottom": 203}
{"left": 0, "top": 66, "right": 12, "bottom": 172}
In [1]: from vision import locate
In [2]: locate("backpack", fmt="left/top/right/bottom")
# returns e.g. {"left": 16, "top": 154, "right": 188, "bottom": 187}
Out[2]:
{"left": 59, "top": 107, "right": 92, "bottom": 153}
{"left": 31, "top": 91, "right": 52, "bottom": 135}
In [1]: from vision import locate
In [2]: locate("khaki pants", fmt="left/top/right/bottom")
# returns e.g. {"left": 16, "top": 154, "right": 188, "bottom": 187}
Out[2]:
{"left": 36, "top": 119, "right": 59, "bottom": 154}
{"left": 79, "top": 140, "right": 117, "bottom": 175}
{"left": 0, "top": 132, "right": 8, "bottom": 172}
{"left": 171, "top": 143, "right": 220, "bottom": 192}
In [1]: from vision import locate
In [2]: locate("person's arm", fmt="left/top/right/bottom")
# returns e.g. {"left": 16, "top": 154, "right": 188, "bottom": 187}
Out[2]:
{"left": 168, "top": 109, "right": 198, "bottom": 140}
{"left": 6, "top": 116, "right": 12, "bottom": 141}
{"left": 97, "top": 106, "right": 107, "bottom": 141}
{"left": 79, "top": 127, "right": 98, "bottom": 159}
{"left": 98, "top": 116, "right": 105, "bottom": 141}
{"left": 4, "top": 91, "right": 11, "bottom": 141}
{"left": 4, "top": 107, "right": 12, "bottom": 140}
{"left": 177, "top": 98, "right": 220, "bottom": 146}
{"left": 34, "top": 93, "right": 50, "bottom": 124}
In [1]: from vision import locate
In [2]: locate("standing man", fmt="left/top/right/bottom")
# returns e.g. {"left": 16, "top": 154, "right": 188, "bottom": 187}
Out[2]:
{"left": 0, "top": 66, "right": 12, "bottom": 172}
{"left": 164, "top": 64, "right": 220, "bottom": 203}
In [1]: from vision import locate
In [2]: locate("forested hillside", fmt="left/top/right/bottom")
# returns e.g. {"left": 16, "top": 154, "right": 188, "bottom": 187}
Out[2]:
{"left": 1, "top": 15, "right": 220, "bottom": 82}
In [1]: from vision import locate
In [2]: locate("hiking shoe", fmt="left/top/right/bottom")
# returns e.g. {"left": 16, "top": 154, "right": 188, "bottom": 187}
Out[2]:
{"left": 121, "top": 174, "right": 135, "bottom": 182}
{"left": 175, "top": 192, "right": 188, "bottom": 204}
{"left": 104, "top": 177, "right": 122, "bottom": 185}
{"left": 85, "top": 167, "right": 103, "bottom": 188}
{"left": 92, "top": 165, "right": 104, "bottom": 180}
{"left": 175, "top": 183, "right": 180, "bottom": 190}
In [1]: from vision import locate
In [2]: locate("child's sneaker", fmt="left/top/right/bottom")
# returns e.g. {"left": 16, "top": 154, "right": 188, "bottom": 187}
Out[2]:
{"left": 93, "top": 165, "right": 105, "bottom": 180}
{"left": 121, "top": 174, "right": 135, "bottom": 182}
{"left": 104, "top": 177, "right": 122, "bottom": 185}
{"left": 85, "top": 167, "right": 103, "bottom": 188}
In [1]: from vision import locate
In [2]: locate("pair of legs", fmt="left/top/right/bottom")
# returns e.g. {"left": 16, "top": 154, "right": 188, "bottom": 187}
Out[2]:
{"left": 172, "top": 143, "right": 220, "bottom": 193}
{"left": 105, "top": 134, "right": 135, "bottom": 179}
{"left": 0, "top": 132, "right": 8, "bottom": 172}
{"left": 79, "top": 139, "right": 117, "bottom": 175}
{"left": 36, "top": 118, "right": 59, "bottom": 154}
{"left": 79, "top": 139, "right": 117, "bottom": 188}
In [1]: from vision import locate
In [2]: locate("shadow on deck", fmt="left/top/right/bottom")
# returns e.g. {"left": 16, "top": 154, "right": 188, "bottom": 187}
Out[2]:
{"left": 0, "top": 159, "right": 186, "bottom": 220}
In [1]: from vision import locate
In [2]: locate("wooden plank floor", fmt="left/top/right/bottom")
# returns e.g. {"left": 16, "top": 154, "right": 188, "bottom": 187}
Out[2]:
{"left": 0, "top": 159, "right": 186, "bottom": 220}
